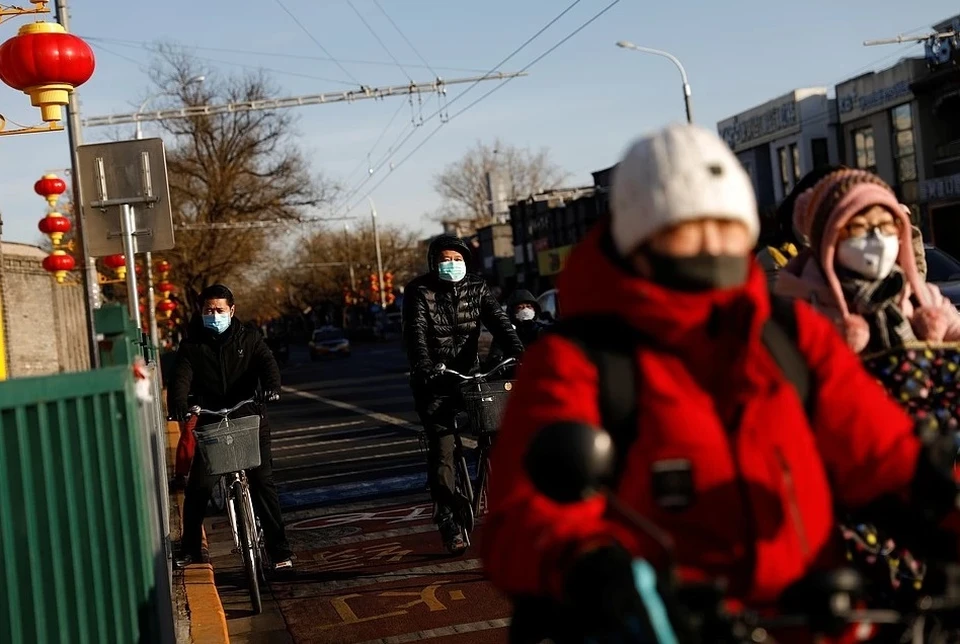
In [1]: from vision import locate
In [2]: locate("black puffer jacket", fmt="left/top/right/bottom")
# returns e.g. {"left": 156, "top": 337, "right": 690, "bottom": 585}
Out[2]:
{"left": 167, "top": 316, "right": 281, "bottom": 419}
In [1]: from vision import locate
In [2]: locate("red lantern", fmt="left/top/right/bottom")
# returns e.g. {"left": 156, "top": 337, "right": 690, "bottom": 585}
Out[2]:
{"left": 157, "top": 300, "right": 177, "bottom": 313}
{"left": 35, "top": 174, "right": 67, "bottom": 208}
{"left": 135, "top": 263, "right": 143, "bottom": 276}
{"left": 43, "top": 249, "right": 74, "bottom": 283}
{"left": 156, "top": 280, "right": 176, "bottom": 295}
{"left": 0, "top": 22, "right": 96, "bottom": 123}
{"left": 102, "top": 254, "right": 127, "bottom": 279}
{"left": 38, "top": 213, "right": 71, "bottom": 245}
{"left": 156, "top": 259, "right": 171, "bottom": 274}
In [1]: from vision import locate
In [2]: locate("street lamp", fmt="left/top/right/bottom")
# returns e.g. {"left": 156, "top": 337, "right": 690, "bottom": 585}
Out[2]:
{"left": 616, "top": 40, "right": 693, "bottom": 124}
{"left": 135, "top": 74, "right": 204, "bottom": 140}
{"left": 133, "top": 73, "right": 203, "bottom": 364}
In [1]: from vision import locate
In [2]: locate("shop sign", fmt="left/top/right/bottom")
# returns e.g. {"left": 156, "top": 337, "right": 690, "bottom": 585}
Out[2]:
{"left": 838, "top": 80, "right": 912, "bottom": 120}
{"left": 537, "top": 245, "right": 573, "bottom": 277}
{"left": 718, "top": 93, "right": 799, "bottom": 152}
{"left": 919, "top": 173, "right": 960, "bottom": 203}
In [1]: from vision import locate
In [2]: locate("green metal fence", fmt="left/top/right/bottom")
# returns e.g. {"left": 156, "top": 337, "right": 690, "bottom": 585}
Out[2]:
{"left": 0, "top": 304, "right": 173, "bottom": 644}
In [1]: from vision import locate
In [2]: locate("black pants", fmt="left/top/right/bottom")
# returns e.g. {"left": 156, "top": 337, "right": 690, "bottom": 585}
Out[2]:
{"left": 415, "top": 393, "right": 459, "bottom": 524}
{"left": 181, "top": 422, "right": 292, "bottom": 561}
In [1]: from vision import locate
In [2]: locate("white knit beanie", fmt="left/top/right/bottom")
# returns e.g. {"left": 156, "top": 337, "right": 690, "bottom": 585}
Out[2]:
{"left": 610, "top": 123, "right": 759, "bottom": 257}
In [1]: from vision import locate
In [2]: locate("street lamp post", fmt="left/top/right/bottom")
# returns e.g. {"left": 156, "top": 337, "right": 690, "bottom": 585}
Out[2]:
{"left": 134, "top": 76, "right": 203, "bottom": 363}
{"left": 616, "top": 40, "right": 693, "bottom": 124}
{"left": 368, "top": 198, "right": 387, "bottom": 310}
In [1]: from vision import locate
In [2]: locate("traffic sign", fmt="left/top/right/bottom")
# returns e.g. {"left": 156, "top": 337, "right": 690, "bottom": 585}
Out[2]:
{"left": 76, "top": 138, "right": 174, "bottom": 257}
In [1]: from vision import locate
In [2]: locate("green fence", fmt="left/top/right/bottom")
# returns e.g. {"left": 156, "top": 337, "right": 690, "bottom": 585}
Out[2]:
{"left": 0, "top": 304, "right": 173, "bottom": 644}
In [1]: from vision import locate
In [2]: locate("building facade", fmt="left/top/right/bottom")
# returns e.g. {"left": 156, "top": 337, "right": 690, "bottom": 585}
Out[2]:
{"left": 718, "top": 88, "right": 840, "bottom": 213}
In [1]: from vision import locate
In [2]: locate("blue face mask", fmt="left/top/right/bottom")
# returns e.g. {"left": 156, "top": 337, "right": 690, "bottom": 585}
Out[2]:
{"left": 437, "top": 260, "right": 467, "bottom": 283}
{"left": 202, "top": 312, "right": 231, "bottom": 334}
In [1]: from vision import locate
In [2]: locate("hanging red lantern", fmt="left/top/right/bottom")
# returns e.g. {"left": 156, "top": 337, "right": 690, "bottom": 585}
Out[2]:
{"left": 156, "top": 280, "right": 176, "bottom": 295}
{"left": 157, "top": 299, "right": 177, "bottom": 314}
{"left": 156, "top": 259, "right": 171, "bottom": 275}
{"left": 38, "top": 212, "right": 71, "bottom": 246}
{"left": 43, "top": 249, "right": 74, "bottom": 283}
{"left": 0, "top": 22, "right": 96, "bottom": 123}
{"left": 102, "top": 254, "right": 127, "bottom": 279}
{"left": 134, "top": 263, "right": 143, "bottom": 276}
{"left": 34, "top": 173, "right": 67, "bottom": 208}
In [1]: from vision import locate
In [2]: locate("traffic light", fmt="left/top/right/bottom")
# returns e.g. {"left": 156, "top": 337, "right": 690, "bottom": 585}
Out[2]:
{"left": 369, "top": 273, "right": 379, "bottom": 293}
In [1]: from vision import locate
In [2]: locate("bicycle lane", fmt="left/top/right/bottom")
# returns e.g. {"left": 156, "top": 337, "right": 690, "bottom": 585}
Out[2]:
{"left": 210, "top": 495, "right": 511, "bottom": 643}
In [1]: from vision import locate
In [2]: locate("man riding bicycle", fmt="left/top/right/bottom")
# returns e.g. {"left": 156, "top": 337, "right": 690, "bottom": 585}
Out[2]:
{"left": 169, "top": 284, "right": 294, "bottom": 571}
{"left": 402, "top": 235, "right": 524, "bottom": 553}
{"left": 482, "top": 124, "right": 960, "bottom": 642}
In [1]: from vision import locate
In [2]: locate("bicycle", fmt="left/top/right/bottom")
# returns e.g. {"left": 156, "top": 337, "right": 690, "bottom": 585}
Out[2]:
{"left": 189, "top": 397, "right": 267, "bottom": 615}
{"left": 432, "top": 357, "right": 517, "bottom": 547}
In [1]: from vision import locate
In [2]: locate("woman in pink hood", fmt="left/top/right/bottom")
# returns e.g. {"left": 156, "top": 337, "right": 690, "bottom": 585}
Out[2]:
{"left": 774, "top": 168, "right": 960, "bottom": 353}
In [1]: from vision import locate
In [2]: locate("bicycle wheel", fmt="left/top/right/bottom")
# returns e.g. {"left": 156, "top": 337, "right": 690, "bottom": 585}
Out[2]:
{"left": 454, "top": 453, "right": 475, "bottom": 540}
{"left": 233, "top": 480, "right": 263, "bottom": 615}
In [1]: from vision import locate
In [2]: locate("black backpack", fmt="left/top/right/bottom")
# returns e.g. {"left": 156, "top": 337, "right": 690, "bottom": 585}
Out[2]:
{"left": 546, "top": 295, "right": 813, "bottom": 480}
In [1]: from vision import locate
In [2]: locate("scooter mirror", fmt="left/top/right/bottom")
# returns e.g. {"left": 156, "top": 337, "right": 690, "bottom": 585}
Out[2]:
{"left": 524, "top": 422, "right": 615, "bottom": 503}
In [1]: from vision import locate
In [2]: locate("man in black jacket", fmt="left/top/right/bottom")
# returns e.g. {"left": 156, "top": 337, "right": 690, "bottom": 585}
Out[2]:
{"left": 168, "top": 284, "right": 294, "bottom": 570}
{"left": 403, "top": 235, "right": 524, "bottom": 553}
{"left": 484, "top": 289, "right": 548, "bottom": 375}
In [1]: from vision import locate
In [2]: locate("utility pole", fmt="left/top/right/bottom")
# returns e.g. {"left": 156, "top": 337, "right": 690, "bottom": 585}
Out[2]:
{"left": 616, "top": 41, "right": 693, "bottom": 124}
{"left": 55, "top": 0, "right": 100, "bottom": 368}
{"left": 343, "top": 223, "right": 357, "bottom": 291}
{"left": 369, "top": 198, "right": 387, "bottom": 310}
{"left": 863, "top": 22, "right": 959, "bottom": 66}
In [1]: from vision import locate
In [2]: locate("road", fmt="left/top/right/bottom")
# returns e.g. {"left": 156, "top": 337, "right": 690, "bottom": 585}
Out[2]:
{"left": 205, "top": 340, "right": 511, "bottom": 644}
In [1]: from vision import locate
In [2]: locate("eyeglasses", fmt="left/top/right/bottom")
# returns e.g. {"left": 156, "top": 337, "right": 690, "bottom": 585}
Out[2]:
{"left": 843, "top": 219, "right": 900, "bottom": 238}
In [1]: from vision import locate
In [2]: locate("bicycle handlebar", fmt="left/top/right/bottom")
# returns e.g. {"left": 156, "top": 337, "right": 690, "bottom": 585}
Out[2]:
{"left": 438, "top": 357, "right": 518, "bottom": 381}
{"left": 188, "top": 397, "right": 258, "bottom": 418}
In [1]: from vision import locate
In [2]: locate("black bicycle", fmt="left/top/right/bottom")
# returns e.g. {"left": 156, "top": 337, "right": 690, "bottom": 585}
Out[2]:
{"left": 430, "top": 357, "right": 517, "bottom": 547}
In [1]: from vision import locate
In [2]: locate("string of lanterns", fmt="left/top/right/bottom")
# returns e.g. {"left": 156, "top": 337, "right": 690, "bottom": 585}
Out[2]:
{"left": 0, "top": 1, "right": 96, "bottom": 137}
{"left": 35, "top": 173, "right": 75, "bottom": 283}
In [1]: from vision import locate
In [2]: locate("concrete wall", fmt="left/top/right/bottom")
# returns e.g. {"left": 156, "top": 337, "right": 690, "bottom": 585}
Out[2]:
{"left": 0, "top": 241, "right": 90, "bottom": 378}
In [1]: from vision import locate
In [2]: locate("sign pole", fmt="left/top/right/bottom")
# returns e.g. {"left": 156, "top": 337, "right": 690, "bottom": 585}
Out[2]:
{"left": 120, "top": 204, "right": 142, "bottom": 331}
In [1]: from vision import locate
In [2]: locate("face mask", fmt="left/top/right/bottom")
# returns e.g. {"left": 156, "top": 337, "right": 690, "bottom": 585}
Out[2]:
{"left": 515, "top": 308, "right": 536, "bottom": 322}
{"left": 437, "top": 260, "right": 467, "bottom": 283}
{"left": 645, "top": 252, "right": 750, "bottom": 292}
{"left": 836, "top": 229, "right": 900, "bottom": 280}
{"left": 202, "top": 312, "right": 231, "bottom": 334}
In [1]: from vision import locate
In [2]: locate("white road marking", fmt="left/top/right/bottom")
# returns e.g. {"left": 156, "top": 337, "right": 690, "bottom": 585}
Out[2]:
{"left": 273, "top": 419, "right": 366, "bottom": 438}
{"left": 283, "top": 385, "right": 420, "bottom": 431}
{"left": 274, "top": 449, "right": 425, "bottom": 474}
{"left": 274, "top": 438, "right": 419, "bottom": 455}
{"left": 279, "top": 461, "right": 424, "bottom": 485}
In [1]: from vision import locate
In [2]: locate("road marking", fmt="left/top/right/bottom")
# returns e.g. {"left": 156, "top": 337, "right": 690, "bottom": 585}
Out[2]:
{"left": 283, "top": 385, "right": 420, "bottom": 432}
{"left": 352, "top": 618, "right": 511, "bottom": 644}
{"left": 275, "top": 449, "right": 423, "bottom": 472}
{"left": 279, "top": 461, "right": 422, "bottom": 485}
{"left": 282, "top": 558, "right": 483, "bottom": 593}
{"left": 273, "top": 419, "right": 366, "bottom": 437}
{"left": 274, "top": 438, "right": 419, "bottom": 455}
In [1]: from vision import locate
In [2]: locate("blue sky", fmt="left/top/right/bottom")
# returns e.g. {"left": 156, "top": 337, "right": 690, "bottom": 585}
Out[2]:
{"left": 0, "top": 0, "right": 955, "bottom": 244}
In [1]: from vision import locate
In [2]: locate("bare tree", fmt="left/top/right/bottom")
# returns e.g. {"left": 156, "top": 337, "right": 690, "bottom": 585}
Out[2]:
{"left": 431, "top": 138, "right": 569, "bottom": 227}
{"left": 149, "top": 48, "right": 336, "bottom": 314}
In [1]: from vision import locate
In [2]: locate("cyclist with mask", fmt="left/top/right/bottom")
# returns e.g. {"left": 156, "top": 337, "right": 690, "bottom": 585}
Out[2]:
{"left": 485, "top": 289, "right": 547, "bottom": 372}
{"left": 169, "top": 284, "right": 294, "bottom": 571}
{"left": 403, "top": 235, "right": 524, "bottom": 553}
{"left": 481, "top": 124, "right": 960, "bottom": 642}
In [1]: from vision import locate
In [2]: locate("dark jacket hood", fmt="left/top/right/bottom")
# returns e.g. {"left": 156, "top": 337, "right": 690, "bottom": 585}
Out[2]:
{"left": 506, "top": 289, "right": 541, "bottom": 321}
{"left": 427, "top": 234, "right": 473, "bottom": 272}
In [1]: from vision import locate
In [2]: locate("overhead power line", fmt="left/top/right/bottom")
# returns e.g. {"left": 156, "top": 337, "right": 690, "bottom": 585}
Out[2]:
{"left": 346, "top": 0, "right": 412, "bottom": 82}
{"left": 373, "top": 0, "right": 439, "bottom": 78}
{"left": 273, "top": 0, "right": 362, "bottom": 85}
{"left": 81, "top": 73, "right": 525, "bottom": 127}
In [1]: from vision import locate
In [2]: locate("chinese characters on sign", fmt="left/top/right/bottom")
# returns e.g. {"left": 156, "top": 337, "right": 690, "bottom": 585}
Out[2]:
{"left": 838, "top": 80, "right": 912, "bottom": 118}
{"left": 718, "top": 99, "right": 798, "bottom": 152}
{"left": 919, "top": 173, "right": 960, "bottom": 203}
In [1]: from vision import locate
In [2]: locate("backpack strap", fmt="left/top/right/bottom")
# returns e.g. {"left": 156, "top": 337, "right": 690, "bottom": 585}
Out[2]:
{"left": 547, "top": 316, "right": 642, "bottom": 482}
{"left": 763, "top": 295, "right": 814, "bottom": 421}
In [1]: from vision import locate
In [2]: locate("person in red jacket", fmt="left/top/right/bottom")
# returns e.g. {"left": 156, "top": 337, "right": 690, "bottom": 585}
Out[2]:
{"left": 482, "top": 123, "right": 960, "bottom": 642}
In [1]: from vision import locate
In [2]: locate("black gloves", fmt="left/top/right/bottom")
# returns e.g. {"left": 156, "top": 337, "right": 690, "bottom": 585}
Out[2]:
{"left": 170, "top": 403, "right": 189, "bottom": 422}
{"left": 563, "top": 544, "right": 657, "bottom": 642}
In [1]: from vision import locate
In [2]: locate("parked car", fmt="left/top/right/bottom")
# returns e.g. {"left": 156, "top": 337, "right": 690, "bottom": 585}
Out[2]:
{"left": 924, "top": 244, "right": 960, "bottom": 308}
{"left": 309, "top": 326, "right": 351, "bottom": 360}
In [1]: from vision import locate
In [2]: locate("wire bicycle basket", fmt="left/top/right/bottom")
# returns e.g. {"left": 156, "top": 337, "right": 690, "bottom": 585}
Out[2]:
{"left": 194, "top": 415, "right": 262, "bottom": 477}
{"left": 460, "top": 380, "right": 515, "bottom": 435}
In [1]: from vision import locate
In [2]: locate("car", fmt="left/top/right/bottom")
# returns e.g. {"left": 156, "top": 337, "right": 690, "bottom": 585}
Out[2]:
{"left": 309, "top": 326, "right": 351, "bottom": 360}
{"left": 924, "top": 244, "right": 960, "bottom": 308}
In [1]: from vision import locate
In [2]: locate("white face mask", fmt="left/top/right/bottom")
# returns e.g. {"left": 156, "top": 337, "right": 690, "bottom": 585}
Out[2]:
{"left": 515, "top": 308, "right": 536, "bottom": 322}
{"left": 836, "top": 229, "right": 900, "bottom": 280}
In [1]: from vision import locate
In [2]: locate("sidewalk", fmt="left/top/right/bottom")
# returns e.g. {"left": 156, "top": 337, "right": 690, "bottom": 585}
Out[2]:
{"left": 166, "top": 419, "right": 231, "bottom": 644}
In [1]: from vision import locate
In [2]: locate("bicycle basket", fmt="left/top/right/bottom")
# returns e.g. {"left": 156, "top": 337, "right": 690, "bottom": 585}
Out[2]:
{"left": 193, "top": 415, "right": 262, "bottom": 476}
{"left": 460, "top": 380, "right": 515, "bottom": 435}
{"left": 861, "top": 342, "right": 960, "bottom": 438}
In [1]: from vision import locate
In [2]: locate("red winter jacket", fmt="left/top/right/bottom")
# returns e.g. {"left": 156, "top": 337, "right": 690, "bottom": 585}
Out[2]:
{"left": 482, "top": 226, "right": 922, "bottom": 606}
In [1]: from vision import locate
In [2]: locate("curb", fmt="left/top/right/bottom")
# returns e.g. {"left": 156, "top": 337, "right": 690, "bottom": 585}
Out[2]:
{"left": 167, "top": 419, "right": 230, "bottom": 644}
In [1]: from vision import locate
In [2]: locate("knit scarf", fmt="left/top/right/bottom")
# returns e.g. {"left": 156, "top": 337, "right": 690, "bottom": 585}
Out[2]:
{"left": 838, "top": 266, "right": 916, "bottom": 352}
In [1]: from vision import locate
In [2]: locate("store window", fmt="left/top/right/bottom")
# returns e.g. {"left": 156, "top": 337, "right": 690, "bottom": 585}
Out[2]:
{"left": 778, "top": 146, "right": 791, "bottom": 196}
{"left": 891, "top": 103, "right": 918, "bottom": 185}
{"left": 790, "top": 143, "right": 801, "bottom": 182}
{"left": 852, "top": 127, "right": 877, "bottom": 173}
{"left": 811, "top": 138, "right": 829, "bottom": 168}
